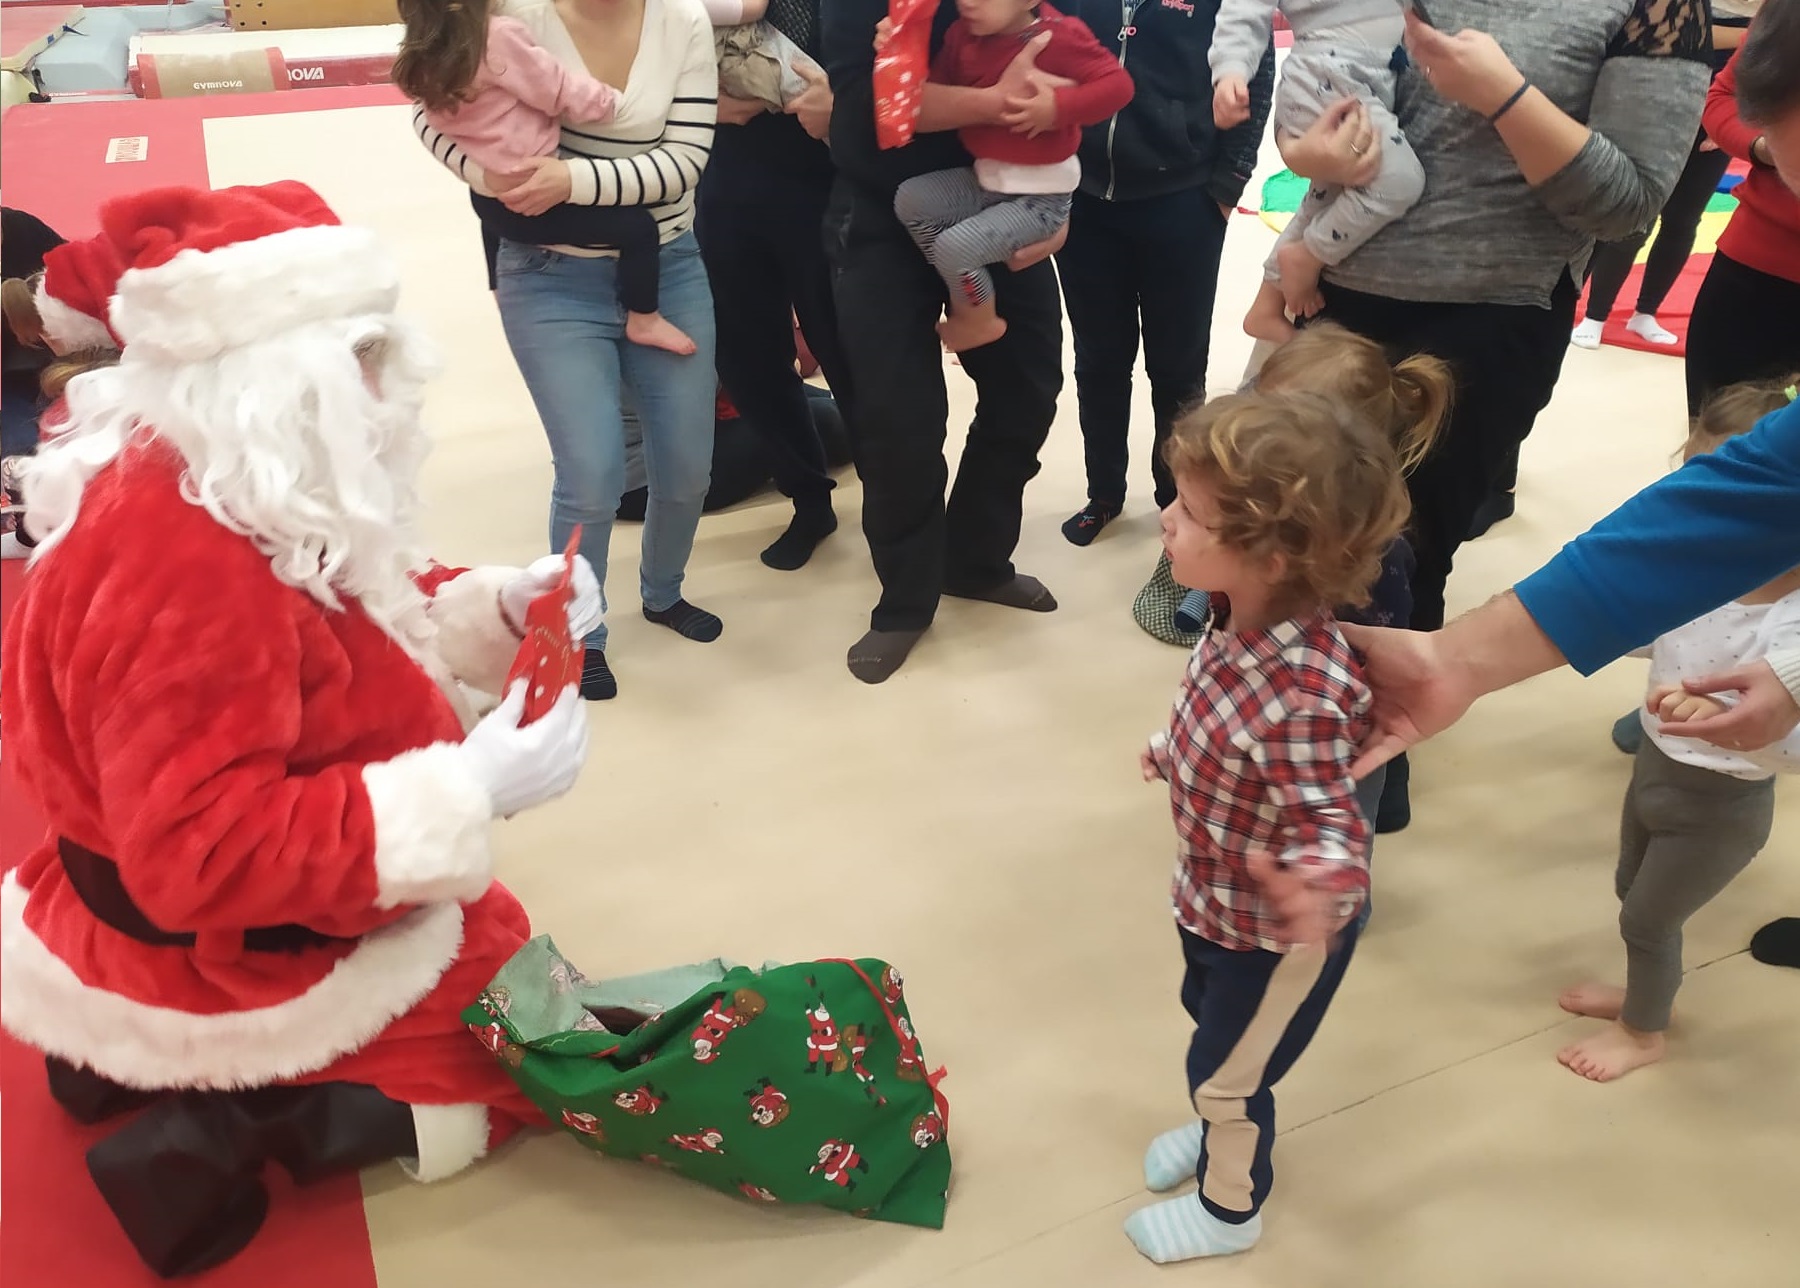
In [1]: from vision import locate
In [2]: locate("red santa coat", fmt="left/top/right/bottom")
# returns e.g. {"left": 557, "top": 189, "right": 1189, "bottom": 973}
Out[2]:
{"left": 0, "top": 441, "right": 545, "bottom": 1180}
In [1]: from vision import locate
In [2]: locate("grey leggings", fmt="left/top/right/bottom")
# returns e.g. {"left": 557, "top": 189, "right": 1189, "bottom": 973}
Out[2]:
{"left": 1615, "top": 738, "right": 1775, "bottom": 1031}
{"left": 895, "top": 167, "right": 1070, "bottom": 309}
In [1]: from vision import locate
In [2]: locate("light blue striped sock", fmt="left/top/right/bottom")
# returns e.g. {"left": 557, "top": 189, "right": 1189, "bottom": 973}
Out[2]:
{"left": 1142, "top": 1120, "right": 1207, "bottom": 1192}
{"left": 1124, "top": 1194, "right": 1262, "bottom": 1264}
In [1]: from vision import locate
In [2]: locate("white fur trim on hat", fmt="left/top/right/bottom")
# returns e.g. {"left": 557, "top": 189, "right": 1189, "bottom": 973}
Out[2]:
{"left": 34, "top": 285, "right": 116, "bottom": 353}
{"left": 426, "top": 566, "right": 525, "bottom": 699}
{"left": 363, "top": 742, "right": 495, "bottom": 910}
{"left": 110, "top": 223, "right": 401, "bottom": 362}
{"left": 0, "top": 871, "right": 466, "bottom": 1090}
{"left": 401, "top": 1103, "right": 493, "bottom": 1183}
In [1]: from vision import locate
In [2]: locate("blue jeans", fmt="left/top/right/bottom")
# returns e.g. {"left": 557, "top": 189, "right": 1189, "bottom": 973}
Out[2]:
{"left": 495, "top": 233, "right": 717, "bottom": 650}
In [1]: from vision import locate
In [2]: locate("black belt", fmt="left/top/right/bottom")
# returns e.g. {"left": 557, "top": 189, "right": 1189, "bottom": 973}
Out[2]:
{"left": 58, "top": 837, "right": 355, "bottom": 954}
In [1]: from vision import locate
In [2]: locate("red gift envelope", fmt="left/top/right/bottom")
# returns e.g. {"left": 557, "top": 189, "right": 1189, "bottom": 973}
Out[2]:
{"left": 874, "top": 0, "right": 936, "bottom": 150}
{"left": 505, "top": 526, "right": 584, "bottom": 725}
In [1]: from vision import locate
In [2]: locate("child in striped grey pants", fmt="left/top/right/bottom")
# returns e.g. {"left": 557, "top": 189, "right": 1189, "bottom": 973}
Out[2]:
{"left": 880, "top": 0, "right": 1133, "bottom": 353}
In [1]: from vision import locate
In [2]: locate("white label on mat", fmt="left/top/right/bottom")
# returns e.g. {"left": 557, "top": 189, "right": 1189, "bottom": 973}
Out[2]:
{"left": 106, "top": 136, "right": 149, "bottom": 164}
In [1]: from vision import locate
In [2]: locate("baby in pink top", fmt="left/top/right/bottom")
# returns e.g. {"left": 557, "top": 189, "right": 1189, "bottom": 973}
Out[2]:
{"left": 395, "top": 1, "right": 695, "bottom": 355}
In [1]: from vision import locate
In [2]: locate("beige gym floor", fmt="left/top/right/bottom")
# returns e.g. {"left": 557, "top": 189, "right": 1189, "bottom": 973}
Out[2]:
{"left": 203, "top": 103, "right": 1799, "bottom": 1287}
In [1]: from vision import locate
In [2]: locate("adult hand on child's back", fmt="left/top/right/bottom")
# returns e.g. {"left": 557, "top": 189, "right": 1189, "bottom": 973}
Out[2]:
{"left": 718, "top": 93, "right": 768, "bottom": 126}
{"left": 1007, "top": 221, "right": 1066, "bottom": 270}
{"left": 500, "top": 157, "right": 573, "bottom": 217}
{"left": 994, "top": 31, "right": 1071, "bottom": 123}
{"left": 786, "top": 67, "right": 835, "bottom": 141}
{"left": 1277, "top": 98, "right": 1381, "bottom": 188}
{"left": 1665, "top": 661, "right": 1800, "bottom": 751}
{"left": 1403, "top": 11, "right": 1523, "bottom": 118}
{"left": 1001, "top": 76, "right": 1060, "bottom": 137}
{"left": 1213, "top": 76, "right": 1251, "bottom": 130}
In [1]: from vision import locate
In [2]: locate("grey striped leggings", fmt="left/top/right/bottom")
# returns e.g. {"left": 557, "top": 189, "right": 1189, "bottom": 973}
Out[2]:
{"left": 895, "top": 167, "right": 1071, "bottom": 309}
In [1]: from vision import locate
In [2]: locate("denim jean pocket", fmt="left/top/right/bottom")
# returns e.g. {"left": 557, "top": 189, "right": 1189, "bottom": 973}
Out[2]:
{"left": 496, "top": 241, "right": 557, "bottom": 277}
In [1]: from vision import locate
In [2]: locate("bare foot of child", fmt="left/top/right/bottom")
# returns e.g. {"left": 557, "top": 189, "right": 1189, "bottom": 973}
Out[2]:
{"left": 1274, "top": 242, "right": 1327, "bottom": 320}
{"left": 1557, "top": 982, "right": 1625, "bottom": 1020}
{"left": 937, "top": 309, "right": 1007, "bottom": 353}
{"left": 626, "top": 311, "right": 698, "bottom": 356}
{"left": 1558, "top": 1021, "right": 1666, "bottom": 1082}
{"left": 1242, "top": 281, "right": 1295, "bottom": 344}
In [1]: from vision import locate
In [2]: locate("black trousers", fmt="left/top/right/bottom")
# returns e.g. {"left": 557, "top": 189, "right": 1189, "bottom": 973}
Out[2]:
{"left": 826, "top": 177, "right": 1063, "bottom": 632}
{"left": 1320, "top": 272, "right": 1578, "bottom": 631}
{"left": 1685, "top": 251, "right": 1800, "bottom": 415}
{"left": 472, "top": 193, "right": 661, "bottom": 313}
{"left": 1583, "top": 137, "right": 1732, "bottom": 323}
{"left": 1055, "top": 186, "right": 1230, "bottom": 511}
{"left": 696, "top": 156, "right": 847, "bottom": 509}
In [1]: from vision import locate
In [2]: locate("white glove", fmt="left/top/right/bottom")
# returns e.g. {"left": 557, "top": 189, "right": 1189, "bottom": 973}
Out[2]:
{"left": 500, "top": 553, "right": 604, "bottom": 642}
{"left": 459, "top": 681, "right": 589, "bottom": 818}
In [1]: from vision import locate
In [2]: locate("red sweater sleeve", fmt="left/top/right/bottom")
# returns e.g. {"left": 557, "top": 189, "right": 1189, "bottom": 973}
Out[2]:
{"left": 1702, "top": 51, "right": 1758, "bottom": 160}
{"left": 1042, "top": 18, "right": 1134, "bottom": 130}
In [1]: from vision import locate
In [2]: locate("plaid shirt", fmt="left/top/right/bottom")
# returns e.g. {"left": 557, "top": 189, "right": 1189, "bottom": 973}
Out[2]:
{"left": 1147, "top": 613, "right": 1372, "bottom": 953}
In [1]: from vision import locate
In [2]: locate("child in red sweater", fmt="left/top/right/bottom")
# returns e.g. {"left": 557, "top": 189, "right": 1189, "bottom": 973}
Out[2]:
{"left": 880, "top": 0, "right": 1131, "bottom": 352}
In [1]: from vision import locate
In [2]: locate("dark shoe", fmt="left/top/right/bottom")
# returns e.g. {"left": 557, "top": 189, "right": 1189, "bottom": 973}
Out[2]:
{"left": 46, "top": 1055, "right": 165, "bottom": 1125}
{"left": 1749, "top": 918, "right": 1800, "bottom": 969}
{"left": 1611, "top": 710, "right": 1643, "bottom": 755}
{"left": 87, "top": 1092, "right": 271, "bottom": 1278}
{"left": 580, "top": 647, "right": 617, "bottom": 701}
{"left": 1466, "top": 490, "right": 1516, "bottom": 540}
{"left": 237, "top": 1083, "right": 417, "bottom": 1185}
{"left": 1374, "top": 753, "right": 1411, "bottom": 835}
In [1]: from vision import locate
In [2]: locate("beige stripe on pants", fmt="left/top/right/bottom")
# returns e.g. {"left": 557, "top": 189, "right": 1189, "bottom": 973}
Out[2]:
{"left": 1192, "top": 944, "right": 1327, "bottom": 1214}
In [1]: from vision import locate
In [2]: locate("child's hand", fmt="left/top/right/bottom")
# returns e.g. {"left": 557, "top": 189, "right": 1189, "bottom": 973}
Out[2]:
{"left": 1245, "top": 851, "right": 1351, "bottom": 948}
{"left": 1140, "top": 747, "right": 1161, "bottom": 782}
{"left": 1000, "top": 77, "right": 1059, "bottom": 138}
{"left": 874, "top": 17, "right": 894, "bottom": 52}
{"left": 1213, "top": 76, "right": 1251, "bottom": 130}
{"left": 1649, "top": 684, "right": 1730, "bottom": 727}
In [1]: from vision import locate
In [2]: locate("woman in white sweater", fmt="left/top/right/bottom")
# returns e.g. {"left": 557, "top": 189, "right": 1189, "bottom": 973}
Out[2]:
{"left": 415, "top": 0, "right": 721, "bottom": 701}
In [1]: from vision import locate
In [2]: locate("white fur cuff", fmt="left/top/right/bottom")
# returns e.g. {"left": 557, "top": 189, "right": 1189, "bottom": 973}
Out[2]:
{"left": 34, "top": 288, "right": 114, "bottom": 353}
{"left": 426, "top": 566, "right": 522, "bottom": 698}
{"left": 401, "top": 1102, "right": 492, "bottom": 1183}
{"left": 363, "top": 743, "right": 494, "bottom": 910}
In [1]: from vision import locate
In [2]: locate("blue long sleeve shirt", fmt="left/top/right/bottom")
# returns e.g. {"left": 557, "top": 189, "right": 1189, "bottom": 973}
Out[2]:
{"left": 1515, "top": 397, "right": 1800, "bottom": 676}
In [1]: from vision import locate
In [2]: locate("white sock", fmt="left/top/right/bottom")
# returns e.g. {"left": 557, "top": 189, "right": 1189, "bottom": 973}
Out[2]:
{"left": 1143, "top": 1121, "right": 1207, "bottom": 1192}
{"left": 1625, "top": 312, "right": 1678, "bottom": 345}
{"left": 1570, "top": 318, "right": 1605, "bottom": 349}
{"left": 1124, "top": 1194, "right": 1263, "bottom": 1263}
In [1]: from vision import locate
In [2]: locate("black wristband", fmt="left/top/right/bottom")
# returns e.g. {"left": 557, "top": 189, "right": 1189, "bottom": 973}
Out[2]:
{"left": 1487, "top": 80, "right": 1530, "bottom": 124}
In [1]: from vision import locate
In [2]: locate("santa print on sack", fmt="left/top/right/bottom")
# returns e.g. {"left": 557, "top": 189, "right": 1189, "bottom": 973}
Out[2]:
{"left": 910, "top": 1111, "right": 944, "bottom": 1149}
{"left": 842, "top": 1025, "right": 886, "bottom": 1105}
{"left": 738, "top": 1181, "right": 780, "bottom": 1203}
{"left": 803, "top": 978, "right": 843, "bottom": 1075}
{"left": 880, "top": 966, "right": 904, "bottom": 1006}
{"left": 614, "top": 1085, "right": 666, "bottom": 1116}
{"left": 468, "top": 1020, "right": 527, "bottom": 1068}
{"left": 669, "top": 1128, "right": 728, "bottom": 1156}
{"left": 893, "top": 1015, "right": 925, "bottom": 1081}
{"left": 561, "top": 1109, "right": 604, "bottom": 1138}
{"left": 810, "top": 1139, "right": 869, "bottom": 1190}
{"left": 746, "top": 1078, "right": 790, "bottom": 1127}
{"left": 692, "top": 988, "right": 767, "bottom": 1064}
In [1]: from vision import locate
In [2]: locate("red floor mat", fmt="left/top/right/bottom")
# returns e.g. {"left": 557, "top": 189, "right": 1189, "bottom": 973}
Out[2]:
{"left": 0, "top": 99, "right": 396, "bottom": 1283}
{"left": 1580, "top": 250, "right": 1712, "bottom": 360}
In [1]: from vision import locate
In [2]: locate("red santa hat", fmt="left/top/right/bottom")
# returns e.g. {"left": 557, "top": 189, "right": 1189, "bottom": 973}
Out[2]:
{"left": 102, "top": 181, "right": 400, "bottom": 362}
{"left": 35, "top": 234, "right": 126, "bottom": 353}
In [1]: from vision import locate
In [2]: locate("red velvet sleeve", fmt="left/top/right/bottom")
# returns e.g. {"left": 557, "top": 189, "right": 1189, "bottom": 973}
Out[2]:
{"left": 1702, "top": 50, "right": 1759, "bottom": 160}
{"left": 1044, "top": 19, "right": 1134, "bottom": 130}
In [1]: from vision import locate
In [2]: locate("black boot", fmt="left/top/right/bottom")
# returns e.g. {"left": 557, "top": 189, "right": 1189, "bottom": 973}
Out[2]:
{"left": 242, "top": 1083, "right": 418, "bottom": 1185}
{"left": 46, "top": 1054, "right": 164, "bottom": 1124}
{"left": 86, "top": 1092, "right": 271, "bottom": 1279}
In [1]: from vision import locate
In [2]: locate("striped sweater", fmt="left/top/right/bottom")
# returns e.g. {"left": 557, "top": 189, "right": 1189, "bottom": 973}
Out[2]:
{"left": 413, "top": 0, "right": 719, "bottom": 246}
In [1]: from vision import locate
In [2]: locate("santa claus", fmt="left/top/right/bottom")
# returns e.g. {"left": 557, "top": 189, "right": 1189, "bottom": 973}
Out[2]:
{"left": 0, "top": 182, "right": 599, "bottom": 1277}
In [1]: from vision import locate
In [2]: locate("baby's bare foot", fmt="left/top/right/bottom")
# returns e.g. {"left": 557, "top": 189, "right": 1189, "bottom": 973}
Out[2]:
{"left": 1557, "top": 982, "right": 1625, "bottom": 1021}
{"left": 1274, "top": 242, "right": 1326, "bottom": 319}
{"left": 626, "top": 312, "right": 698, "bottom": 356}
{"left": 1243, "top": 282, "right": 1295, "bottom": 344}
{"left": 937, "top": 311, "right": 1007, "bottom": 353}
{"left": 1557, "top": 1022, "right": 1665, "bottom": 1083}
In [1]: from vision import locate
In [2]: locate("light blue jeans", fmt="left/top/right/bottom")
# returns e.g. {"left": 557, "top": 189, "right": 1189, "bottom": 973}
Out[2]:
{"left": 495, "top": 232, "right": 717, "bottom": 650}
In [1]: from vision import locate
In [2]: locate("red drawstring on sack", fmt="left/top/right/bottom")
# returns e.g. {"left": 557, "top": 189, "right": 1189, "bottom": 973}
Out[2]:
{"left": 822, "top": 958, "right": 951, "bottom": 1133}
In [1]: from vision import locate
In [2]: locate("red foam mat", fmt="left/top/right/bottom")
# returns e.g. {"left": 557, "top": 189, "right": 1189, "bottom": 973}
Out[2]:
{"left": 1581, "top": 251, "right": 1712, "bottom": 360}
{"left": 1, "top": 88, "right": 398, "bottom": 1286}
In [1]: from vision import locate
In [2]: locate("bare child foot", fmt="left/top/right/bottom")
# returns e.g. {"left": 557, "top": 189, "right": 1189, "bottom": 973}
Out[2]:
{"left": 626, "top": 311, "right": 698, "bottom": 356}
{"left": 937, "top": 305, "right": 1007, "bottom": 353}
{"left": 1274, "top": 241, "right": 1326, "bottom": 320}
{"left": 1557, "top": 982, "right": 1625, "bottom": 1020}
{"left": 1558, "top": 1021, "right": 1666, "bottom": 1082}
{"left": 1242, "top": 281, "right": 1295, "bottom": 344}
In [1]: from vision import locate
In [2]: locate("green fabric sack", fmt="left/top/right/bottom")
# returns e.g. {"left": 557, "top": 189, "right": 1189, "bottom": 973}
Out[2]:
{"left": 461, "top": 939, "right": 953, "bottom": 1228}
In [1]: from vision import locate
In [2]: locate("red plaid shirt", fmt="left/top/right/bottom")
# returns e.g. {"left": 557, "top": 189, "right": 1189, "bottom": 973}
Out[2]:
{"left": 1147, "top": 614, "right": 1372, "bottom": 953}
